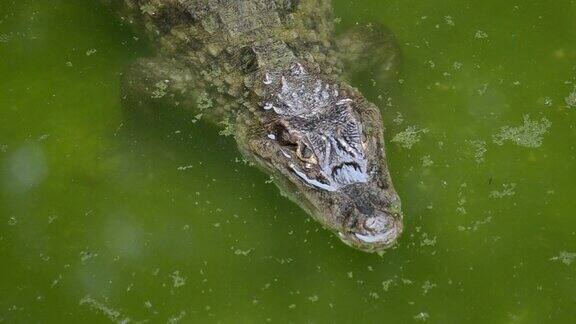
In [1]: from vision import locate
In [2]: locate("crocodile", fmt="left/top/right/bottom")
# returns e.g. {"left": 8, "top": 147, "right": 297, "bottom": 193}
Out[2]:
{"left": 102, "top": 0, "right": 403, "bottom": 253}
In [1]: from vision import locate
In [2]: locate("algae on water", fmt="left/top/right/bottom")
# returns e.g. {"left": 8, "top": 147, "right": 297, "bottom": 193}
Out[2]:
{"left": 196, "top": 92, "right": 214, "bottom": 110}
{"left": 151, "top": 81, "right": 168, "bottom": 99}
{"left": 468, "top": 139, "right": 487, "bottom": 164}
{"left": 170, "top": 270, "right": 187, "bottom": 288}
{"left": 421, "top": 155, "right": 434, "bottom": 167}
{"left": 0, "top": 33, "right": 12, "bottom": 43}
{"left": 392, "top": 126, "right": 429, "bottom": 149}
{"left": 566, "top": 90, "right": 576, "bottom": 108}
{"left": 492, "top": 115, "right": 551, "bottom": 148}
{"left": 550, "top": 251, "right": 576, "bottom": 265}
{"left": 79, "top": 295, "right": 131, "bottom": 324}
{"left": 489, "top": 183, "right": 516, "bottom": 198}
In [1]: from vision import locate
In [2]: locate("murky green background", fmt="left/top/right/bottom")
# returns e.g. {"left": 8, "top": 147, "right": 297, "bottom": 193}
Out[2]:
{"left": 1, "top": 0, "right": 576, "bottom": 323}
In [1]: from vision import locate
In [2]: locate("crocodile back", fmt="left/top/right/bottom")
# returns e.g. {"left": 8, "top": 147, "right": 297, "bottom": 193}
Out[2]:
{"left": 201, "top": 0, "right": 283, "bottom": 40}
{"left": 104, "top": 0, "right": 298, "bottom": 49}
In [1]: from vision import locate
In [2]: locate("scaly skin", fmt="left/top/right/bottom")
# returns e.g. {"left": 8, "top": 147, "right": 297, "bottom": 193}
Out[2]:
{"left": 103, "top": 0, "right": 403, "bottom": 253}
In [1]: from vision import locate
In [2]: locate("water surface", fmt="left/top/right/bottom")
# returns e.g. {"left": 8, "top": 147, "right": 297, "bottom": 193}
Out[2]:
{"left": 1, "top": 0, "right": 576, "bottom": 322}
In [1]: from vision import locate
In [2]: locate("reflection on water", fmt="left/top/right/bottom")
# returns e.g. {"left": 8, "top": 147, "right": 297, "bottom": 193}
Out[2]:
{"left": 4, "top": 143, "right": 47, "bottom": 194}
{"left": 1, "top": 0, "right": 576, "bottom": 322}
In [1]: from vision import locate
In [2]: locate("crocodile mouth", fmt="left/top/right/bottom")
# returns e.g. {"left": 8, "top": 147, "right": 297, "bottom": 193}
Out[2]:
{"left": 338, "top": 212, "right": 403, "bottom": 252}
{"left": 240, "top": 144, "right": 403, "bottom": 253}
{"left": 331, "top": 161, "right": 367, "bottom": 185}
{"left": 289, "top": 160, "right": 369, "bottom": 192}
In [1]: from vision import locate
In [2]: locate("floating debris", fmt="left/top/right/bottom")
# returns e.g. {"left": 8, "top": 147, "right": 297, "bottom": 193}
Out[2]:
{"left": 151, "top": 81, "right": 168, "bottom": 99}
{"left": 85, "top": 48, "right": 97, "bottom": 56}
{"left": 492, "top": 115, "right": 551, "bottom": 148}
{"left": 456, "top": 183, "right": 468, "bottom": 215}
{"left": 196, "top": 92, "right": 213, "bottom": 110}
{"left": 218, "top": 119, "right": 235, "bottom": 137}
{"left": 51, "top": 275, "right": 62, "bottom": 288}
{"left": 421, "top": 155, "right": 434, "bottom": 167}
{"left": 170, "top": 271, "right": 187, "bottom": 288}
{"left": 167, "top": 310, "right": 187, "bottom": 324}
{"left": 489, "top": 183, "right": 516, "bottom": 198}
{"left": 393, "top": 111, "right": 404, "bottom": 125}
{"left": 7, "top": 216, "right": 18, "bottom": 226}
{"left": 550, "top": 251, "right": 576, "bottom": 265}
{"left": 477, "top": 83, "right": 489, "bottom": 95}
{"left": 391, "top": 126, "right": 429, "bottom": 149}
{"left": 414, "top": 312, "right": 430, "bottom": 321}
{"left": 422, "top": 281, "right": 436, "bottom": 295}
{"left": 0, "top": 33, "right": 12, "bottom": 43}
{"left": 307, "top": 295, "right": 319, "bottom": 302}
{"left": 458, "top": 216, "right": 493, "bottom": 232}
{"left": 420, "top": 233, "right": 437, "bottom": 247}
{"left": 369, "top": 291, "right": 380, "bottom": 299}
{"left": 468, "top": 139, "right": 487, "bottom": 164}
{"left": 382, "top": 276, "right": 413, "bottom": 292}
{"left": 234, "top": 248, "right": 253, "bottom": 256}
{"left": 382, "top": 279, "right": 396, "bottom": 292}
{"left": 80, "top": 250, "right": 97, "bottom": 263}
{"left": 566, "top": 90, "right": 576, "bottom": 108}
{"left": 474, "top": 30, "right": 488, "bottom": 39}
{"left": 79, "top": 295, "right": 130, "bottom": 324}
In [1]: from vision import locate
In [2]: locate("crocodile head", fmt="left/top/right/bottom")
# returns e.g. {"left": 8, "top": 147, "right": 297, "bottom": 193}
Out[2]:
{"left": 236, "top": 64, "right": 402, "bottom": 253}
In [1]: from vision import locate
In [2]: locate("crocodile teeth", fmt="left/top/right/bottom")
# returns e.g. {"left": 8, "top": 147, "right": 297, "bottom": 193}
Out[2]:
{"left": 290, "top": 164, "right": 336, "bottom": 192}
{"left": 332, "top": 163, "right": 367, "bottom": 185}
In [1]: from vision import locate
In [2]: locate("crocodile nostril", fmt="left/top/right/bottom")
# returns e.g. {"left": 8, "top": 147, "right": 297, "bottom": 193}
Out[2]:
{"left": 351, "top": 212, "right": 402, "bottom": 246}
{"left": 363, "top": 215, "right": 388, "bottom": 232}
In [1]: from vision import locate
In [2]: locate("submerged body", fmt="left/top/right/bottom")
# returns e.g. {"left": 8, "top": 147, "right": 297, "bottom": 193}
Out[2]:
{"left": 104, "top": 0, "right": 403, "bottom": 252}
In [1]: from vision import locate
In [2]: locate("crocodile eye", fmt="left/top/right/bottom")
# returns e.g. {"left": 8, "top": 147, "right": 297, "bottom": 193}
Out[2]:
{"left": 298, "top": 144, "right": 313, "bottom": 159}
{"left": 296, "top": 141, "right": 318, "bottom": 164}
{"left": 272, "top": 123, "right": 297, "bottom": 148}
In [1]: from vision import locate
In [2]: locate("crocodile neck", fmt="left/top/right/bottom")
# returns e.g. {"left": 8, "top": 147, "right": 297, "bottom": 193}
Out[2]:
{"left": 253, "top": 38, "right": 297, "bottom": 73}
{"left": 192, "top": 0, "right": 339, "bottom": 120}
{"left": 103, "top": 0, "right": 339, "bottom": 120}
{"left": 203, "top": 0, "right": 298, "bottom": 73}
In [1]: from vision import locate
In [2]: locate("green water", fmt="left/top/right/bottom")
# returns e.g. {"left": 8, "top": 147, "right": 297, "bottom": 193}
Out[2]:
{"left": 1, "top": 0, "right": 576, "bottom": 322}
